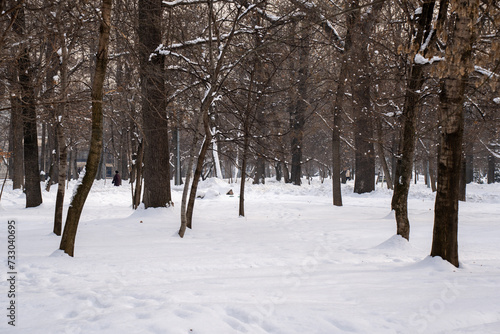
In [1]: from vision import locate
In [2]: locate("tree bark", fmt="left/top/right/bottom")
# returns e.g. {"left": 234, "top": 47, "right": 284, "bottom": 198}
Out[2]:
{"left": 431, "top": 0, "right": 477, "bottom": 267}
{"left": 59, "top": 0, "right": 112, "bottom": 256}
{"left": 349, "top": 0, "right": 384, "bottom": 194}
{"left": 138, "top": 0, "right": 172, "bottom": 208}
{"left": 487, "top": 155, "right": 495, "bottom": 184}
{"left": 54, "top": 35, "right": 69, "bottom": 236}
{"left": 290, "top": 23, "right": 310, "bottom": 186}
{"left": 132, "top": 140, "right": 144, "bottom": 209}
{"left": 179, "top": 117, "right": 201, "bottom": 237}
{"left": 391, "top": 0, "right": 436, "bottom": 240}
{"left": 331, "top": 60, "right": 348, "bottom": 206}
{"left": 8, "top": 66, "right": 23, "bottom": 190}
{"left": 13, "top": 5, "right": 42, "bottom": 207}
{"left": 186, "top": 105, "right": 212, "bottom": 229}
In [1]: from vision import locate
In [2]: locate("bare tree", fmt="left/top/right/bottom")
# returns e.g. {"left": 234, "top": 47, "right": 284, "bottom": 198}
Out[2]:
{"left": 430, "top": 0, "right": 478, "bottom": 267}
{"left": 60, "top": 0, "right": 112, "bottom": 256}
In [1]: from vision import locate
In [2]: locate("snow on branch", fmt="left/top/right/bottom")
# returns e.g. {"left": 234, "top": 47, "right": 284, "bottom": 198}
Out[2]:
{"left": 288, "top": 0, "right": 342, "bottom": 43}
{"left": 414, "top": 53, "right": 444, "bottom": 65}
{"left": 162, "top": 0, "right": 211, "bottom": 7}
{"left": 474, "top": 65, "right": 499, "bottom": 79}
{"left": 480, "top": 139, "right": 500, "bottom": 159}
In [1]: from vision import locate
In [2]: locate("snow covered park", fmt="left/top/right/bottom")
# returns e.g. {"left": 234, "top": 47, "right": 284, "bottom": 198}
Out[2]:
{"left": 1, "top": 177, "right": 500, "bottom": 333}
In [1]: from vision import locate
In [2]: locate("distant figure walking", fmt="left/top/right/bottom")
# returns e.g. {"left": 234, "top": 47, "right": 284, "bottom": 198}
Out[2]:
{"left": 112, "top": 170, "right": 121, "bottom": 186}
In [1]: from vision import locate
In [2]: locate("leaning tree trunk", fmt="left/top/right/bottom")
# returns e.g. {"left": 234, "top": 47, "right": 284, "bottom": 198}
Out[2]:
{"left": 59, "top": 0, "right": 112, "bottom": 256}
{"left": 391, "top": 0, "right": 436, "bottom": 240}
{"left": 186, "top": 104, "right": 212, "bottom": 229}
{"left": 179, "top": 122, "right": 200, "bottom": 237}
{"left": 430, "top": 0, "right": 477, "bottom": 268}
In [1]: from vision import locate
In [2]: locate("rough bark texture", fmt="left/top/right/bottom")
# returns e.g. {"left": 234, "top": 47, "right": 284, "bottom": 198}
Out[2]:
{"left": 349, "top": 0, "right": 383, "bottom": 194}
{"left": 290, "top": 24, "right": 310, "bottom": 186}
{"left": 431, "top": 0, "right": 477, "bottom": 268}
{"left": 138, "top": 0, "right": 172, "bottom": 208}
{"left": 391, "top": 0, "right": 435, "bottom": 240}
{"left": 59, "top": 0, "right": 112, "bottom": 256}
{"left": 13, "top": 5, "right": 42, "bottom": 207}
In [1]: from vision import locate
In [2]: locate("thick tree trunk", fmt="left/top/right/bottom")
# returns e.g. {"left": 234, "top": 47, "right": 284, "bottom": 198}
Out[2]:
{"left": 431, "top": 0, "right": 477, "bottom": 267}
{"left": 59, "top": 0, "right": 112, "bottom": 256}
{"left": 349, "top": 0, "right": 382, "bottom": 195}
{"left": 17, "top": 43, "right": 42, "bottom": 207}
{"left": 139, "top": 0, "right": 172, "bottom": 208}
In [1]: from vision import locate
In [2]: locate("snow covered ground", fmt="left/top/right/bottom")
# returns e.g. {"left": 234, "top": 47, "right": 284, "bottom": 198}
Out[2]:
{"left": 1, "top": 177, "right": 499, "bottom": 333}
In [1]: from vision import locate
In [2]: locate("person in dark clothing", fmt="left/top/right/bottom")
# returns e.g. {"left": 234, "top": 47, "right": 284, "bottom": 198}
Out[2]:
{"left": 112, "top": 170, "right": 121, "bottom": 186}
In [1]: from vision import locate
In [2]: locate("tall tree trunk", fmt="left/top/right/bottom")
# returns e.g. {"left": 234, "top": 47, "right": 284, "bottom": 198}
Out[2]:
{"left": 349, "top": 0, "right": 383, "bottom": 194}
{"left": 290, "top": 23, "right": 310, "bottom": 186}
{"left": 331, "top": 71, "right": 345, "bottom": 206}
{"left": 59, "top": 0, "right": 112, "bottom": 256}
{"left": 54, "top": 33, "right": 69, "bottom": 236}
{"left": 431, "top": 0, "right": 477, "bottom": 267}
{"left": 13, "top": 5, "right": 42, "bottom": 207}
{"left": 391, "top": 0, "right": 436, "bottom": 240}
{"left": 54, "top": 121, "right": 67, "bottom": 235}
{"left": 138, "top": 0, "right": 172, "bottom": 208}
{"left": 8, "top": 66, "right": 23, "bottom": 190}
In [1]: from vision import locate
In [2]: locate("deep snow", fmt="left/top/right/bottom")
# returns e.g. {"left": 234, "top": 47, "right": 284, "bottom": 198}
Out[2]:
{"left": 1, "top": 177, "right": 499, "bottom": 333}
